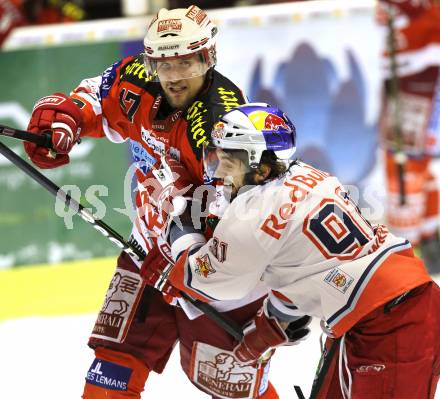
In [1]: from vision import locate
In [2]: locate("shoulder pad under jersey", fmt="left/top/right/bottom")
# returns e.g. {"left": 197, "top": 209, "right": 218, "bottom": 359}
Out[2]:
{"left": 185, "top": 70, "right": 247, "bottom": 159}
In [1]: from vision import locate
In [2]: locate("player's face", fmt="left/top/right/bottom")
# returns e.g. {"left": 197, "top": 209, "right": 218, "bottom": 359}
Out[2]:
{"left": 158, "top": 55, "right": 206, "bottom": 109}
{"left": 211, "top": 149, "right": 250, "bottom": 193}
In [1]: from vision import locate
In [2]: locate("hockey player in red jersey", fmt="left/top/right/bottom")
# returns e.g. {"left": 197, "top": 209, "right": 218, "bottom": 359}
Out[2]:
{"left": 378, "top": 0, "right": 440, "bottom": 274}
{"left": 145, "top": 103, "right": 440, "bottom": 399}
{"left": 23, "top": 6, "right": 279, "bottom": 399}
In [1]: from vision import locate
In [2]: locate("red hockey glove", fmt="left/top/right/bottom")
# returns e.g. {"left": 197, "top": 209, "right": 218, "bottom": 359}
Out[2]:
{"left": 140, "top": 244, "right": 181, "bottom": 298}
{"left": 234, "top": 304, "right": 311, "bottom": 365}
{"left": 24, "top": 93, "right": 83, "bottom": 168}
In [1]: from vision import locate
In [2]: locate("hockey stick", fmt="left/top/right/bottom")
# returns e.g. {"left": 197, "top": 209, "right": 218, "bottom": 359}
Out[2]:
{"left": 294, "top": 385, "right": 306, "bottom": 399}
{"left": 386, "top": 7, "right": 407, "bottom": 206}
{"left": 308, "top": 336, "right": 341, "bottom": 399}
{"left": 0, "top": 140, "right": 244, "bottom": 341}
{"left": 0, "top": 124, "right": 53, "bottom": 149}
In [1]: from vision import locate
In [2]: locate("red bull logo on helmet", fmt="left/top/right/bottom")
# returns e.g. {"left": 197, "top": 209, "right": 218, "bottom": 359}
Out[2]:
{"left": 211, "top": 121, "right": 226, "bottom": 139}
{"left": 248, "top": 110, "right": 290, "bottom": 131}
{"left": 264, "top": 113, "right": 289, "bottom": 131}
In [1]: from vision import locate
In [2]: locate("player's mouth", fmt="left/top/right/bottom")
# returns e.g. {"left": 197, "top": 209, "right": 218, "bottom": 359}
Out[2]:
{"left": 167, "top": 85, "right": 188, "bottom": 96}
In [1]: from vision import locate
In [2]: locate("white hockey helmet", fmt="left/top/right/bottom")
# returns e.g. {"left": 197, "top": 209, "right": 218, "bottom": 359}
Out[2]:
{"left": 204, "top": 103, "right": 297, "bottom": 181}
{"left": 143, "top": 6, "right": 217, "bottom": 82}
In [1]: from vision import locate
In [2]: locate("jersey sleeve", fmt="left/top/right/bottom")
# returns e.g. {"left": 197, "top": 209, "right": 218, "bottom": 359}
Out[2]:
{"left": 70, "top": 56, "right": 138, "bottom": 142}
{"left": 169, "top": 197, "right": 273, "bottom": 302}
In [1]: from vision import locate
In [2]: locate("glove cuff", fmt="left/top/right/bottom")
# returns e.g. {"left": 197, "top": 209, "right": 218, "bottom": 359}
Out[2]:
{"left": 256, "top": 304, "right": 289, "bottom": 346}
{"left": 33, "top": 93, "right": 83, "bottom": 125}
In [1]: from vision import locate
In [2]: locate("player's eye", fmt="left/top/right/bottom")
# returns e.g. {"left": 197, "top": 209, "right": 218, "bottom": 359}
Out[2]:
{"left": 180, "top": 60, "right": 192, "bottom": 68}
{"left": 158, "top": 63, "right": 171, "bottom": 71}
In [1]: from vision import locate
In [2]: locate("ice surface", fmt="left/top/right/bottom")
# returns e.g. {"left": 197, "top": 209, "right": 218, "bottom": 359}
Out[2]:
{"left": 0, "top": 312, "right": 438, "bottom": 398}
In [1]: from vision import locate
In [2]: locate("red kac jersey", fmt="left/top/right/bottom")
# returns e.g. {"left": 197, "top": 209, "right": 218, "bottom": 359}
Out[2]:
{"left": 70, "top": 54, "right": 247, "bottom": 253}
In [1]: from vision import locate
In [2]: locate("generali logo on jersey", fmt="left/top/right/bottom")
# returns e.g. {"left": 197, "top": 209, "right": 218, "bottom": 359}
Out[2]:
{"left": 91, "top": 269, "right": 143, "bottom": 342}
{"left": 191, "top": 343, "right": 264, "bottom": 399}
{"left": 197, "top": 354, "right": 253, "bottom": 398}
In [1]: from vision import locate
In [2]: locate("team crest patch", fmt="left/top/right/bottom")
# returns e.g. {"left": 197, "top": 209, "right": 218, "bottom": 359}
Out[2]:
{"left": 86, "top": 359, "right": 132, "bottom": 390}
{"left": 91, "top": 268, "right": 145, "bottom": 342}
{"left": 195, "top": 254, "right": 216, "bottom": 277}
{"left": 324, "top": 268, "right": 354, "bottom": 294}
{"left": 190, "top": 342, "right": 268, "bottom": 399}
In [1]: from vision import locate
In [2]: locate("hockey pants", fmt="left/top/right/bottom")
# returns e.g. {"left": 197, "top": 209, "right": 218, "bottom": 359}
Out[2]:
{"left": 314, "top": 282, "right": 440, "bottom": 398}
{"left": 82, "top": 252, "right": 279, "bottom": 398}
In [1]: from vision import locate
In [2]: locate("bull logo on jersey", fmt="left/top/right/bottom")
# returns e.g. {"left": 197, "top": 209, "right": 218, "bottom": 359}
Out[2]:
{"left": 102, "top": 273, "right": 130, "bottom": 315}
{"left": 191, "top": 342, "right": 268, "bottom": 399}
{"left": 197, "top": 353, "right": 253, "bottom": 395}
{"left": 195, "top": 254, "right": 216, "bottom": 277}
{"left": 91, "top": 268, "right": 144, "bottom": 342}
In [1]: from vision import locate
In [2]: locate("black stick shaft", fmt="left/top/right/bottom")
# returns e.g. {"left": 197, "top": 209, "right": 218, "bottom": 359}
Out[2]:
{"left": 294, "top": 385, "right": 306, "bottom": 399}
{"left": 0, "top": 140, "right": 243, "bottom": 341}
{"left": 0, "top": 124, "right": 53, "bottom": 149}
{"left": 309, "top": 337, "right": 340, "bottom": 399}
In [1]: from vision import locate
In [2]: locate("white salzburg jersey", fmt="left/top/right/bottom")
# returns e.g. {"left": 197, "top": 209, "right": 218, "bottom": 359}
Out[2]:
{"left": 170, "top": 161, "right": 431, "bottom": 337}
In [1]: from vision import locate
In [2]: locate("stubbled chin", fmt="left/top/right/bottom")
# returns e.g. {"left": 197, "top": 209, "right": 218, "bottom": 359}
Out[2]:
{"left": 169, "top": 98, "right": 186, "bottom": 108}
{"left": 166, "top": 92, "right": 192, "bottom": 109}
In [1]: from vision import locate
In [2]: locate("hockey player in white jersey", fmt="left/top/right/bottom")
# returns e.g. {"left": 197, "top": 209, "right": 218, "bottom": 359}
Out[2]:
{"left": 144, "top": 103, "right": 440, "bottom": 399}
